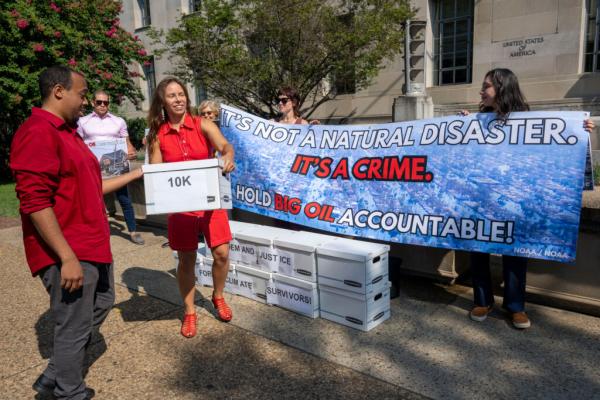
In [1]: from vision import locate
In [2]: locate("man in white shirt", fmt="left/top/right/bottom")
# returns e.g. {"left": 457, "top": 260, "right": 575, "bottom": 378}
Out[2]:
{"left": 78, "top": 90, "right": 144, "bottom": 245}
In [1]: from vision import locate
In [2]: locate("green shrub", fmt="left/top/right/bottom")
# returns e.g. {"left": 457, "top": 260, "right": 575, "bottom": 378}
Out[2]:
{"left": 125, "top": 117, "right": 147, "bottom": 149}
{"left": 594, "top": 163, "right": 600, "bottom": 186}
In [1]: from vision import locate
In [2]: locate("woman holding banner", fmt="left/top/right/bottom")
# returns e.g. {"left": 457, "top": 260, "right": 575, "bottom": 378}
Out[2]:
{"left": 462, "top": 68, "right": 594, "bottom": 329}
{"left": 147, "top": 77, "right": 235, "bottom": 338}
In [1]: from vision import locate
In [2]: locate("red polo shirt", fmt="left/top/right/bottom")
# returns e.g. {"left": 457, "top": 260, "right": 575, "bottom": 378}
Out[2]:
{"left": 10, "top": 107, "right": 112, "bottom": 276}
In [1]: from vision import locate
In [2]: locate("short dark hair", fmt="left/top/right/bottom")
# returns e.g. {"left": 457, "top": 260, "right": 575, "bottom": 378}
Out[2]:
{"left": 38, "top": 65, "right": 81, "bottom": 101}
{"left": 277, "top": 86, "right": 301, "bottom": 117}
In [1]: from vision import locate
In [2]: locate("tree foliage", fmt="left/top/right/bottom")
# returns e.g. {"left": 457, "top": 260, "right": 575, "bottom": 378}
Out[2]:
{"left": 154, "top": 0, "right": 413, "bottom": 118}
{"left": 0, "top": 0, "right": 149, "bottom": 178}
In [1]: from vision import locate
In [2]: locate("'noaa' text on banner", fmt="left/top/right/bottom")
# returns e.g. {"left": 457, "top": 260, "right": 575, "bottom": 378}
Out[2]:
{"left": 220, "top": 105, "right": 590, "bottom": 263}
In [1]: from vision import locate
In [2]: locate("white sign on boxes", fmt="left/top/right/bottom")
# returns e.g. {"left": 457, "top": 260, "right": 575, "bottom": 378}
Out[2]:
{"left": 142, "top": 159, "right": 232, "bottom": 215}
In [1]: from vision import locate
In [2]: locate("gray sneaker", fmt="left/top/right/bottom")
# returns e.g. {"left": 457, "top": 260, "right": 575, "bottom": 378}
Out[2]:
{"left": 130, "top": 232, "right": 145, "bottom": 245}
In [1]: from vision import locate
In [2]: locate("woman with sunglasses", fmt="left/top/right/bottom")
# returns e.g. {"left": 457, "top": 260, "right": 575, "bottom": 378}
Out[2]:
{"left": 461, "top": 68, "right": 594, "bottom": 329}
{"left": 199, "top": 100, "right": 220, "bottom": 123}
{"left": 273, "top": 86, "right": 310, "bottom": 125}
{"left": 147, "top": 77, "right": 235, "bottom": 338}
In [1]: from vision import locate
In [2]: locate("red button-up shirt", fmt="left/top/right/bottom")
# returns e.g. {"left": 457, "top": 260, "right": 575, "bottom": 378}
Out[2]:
{"left": 10, "top": 107, "right": 112, "bottom": 276}
{"left": 158, "top": 114, "right": 213, "bottom": 162}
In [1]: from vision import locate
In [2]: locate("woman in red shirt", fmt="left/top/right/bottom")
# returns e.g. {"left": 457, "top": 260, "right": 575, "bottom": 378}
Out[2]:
{"left": 147, "top": 77, "right": 235, "bottom": 338}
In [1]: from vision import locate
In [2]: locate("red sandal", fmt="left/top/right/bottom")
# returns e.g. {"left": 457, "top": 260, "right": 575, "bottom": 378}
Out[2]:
{"left": 212, "top": 296, "right": 232, "bottom": 322}
{"left": 180, "top": 313, "right": 197, "bottom": 338}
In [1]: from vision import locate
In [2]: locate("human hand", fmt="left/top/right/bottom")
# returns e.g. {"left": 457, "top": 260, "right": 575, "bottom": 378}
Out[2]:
{"left": 221, "top": 153, "right": 235, "bottom": 173}
{"left": 458, "top": 110, "right": 470, "bottom": 116}
{"left": 128, "top": 145, "right": 137, "bottom": 160}
{"left": 60, "top": 257, "right": 84, "bottom": 292}
{"left": 133, "top": 167, "right": 143, "bottom": 179}
{"left": 584, "top": 118, "right": 595, "bottom": 133}
{"left": 309, "top": 119, "right": 321, "bottom": 125}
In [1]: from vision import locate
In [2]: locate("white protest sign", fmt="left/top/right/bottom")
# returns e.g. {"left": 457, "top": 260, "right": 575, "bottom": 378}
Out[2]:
{"left": 266, "top": 280, "right": 315, "bottom": 317}
{"left": 228, "top": 239, "right": 242, "bottom": 263}
{"left": 257, "top": 245, "right": 280, "bottom": 272}
{"left": 239, "top": 243, "right": 258, "bottom": 266}
{"left": 276, "top": 248, "right": 295, "bottom": 276}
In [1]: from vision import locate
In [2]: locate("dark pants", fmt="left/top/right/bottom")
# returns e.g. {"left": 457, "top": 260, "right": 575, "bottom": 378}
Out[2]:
{"left": 471, "top": 253, "right": 527, "bottom": 313}
{"left": 115, "top": 185, "right": 136, "bottom": 233}
{"left": 39, "top": 262, "right": 114, "bottom": 400}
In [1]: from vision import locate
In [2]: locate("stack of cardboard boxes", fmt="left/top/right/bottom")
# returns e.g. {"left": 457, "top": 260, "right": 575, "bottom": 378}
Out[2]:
{"left": 176, "top": 221, "right": 390, "bottom": 331}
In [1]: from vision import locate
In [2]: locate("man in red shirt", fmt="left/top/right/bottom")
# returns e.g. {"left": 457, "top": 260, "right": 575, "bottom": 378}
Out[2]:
{"left": 10, "top": 65, "right": 142, "bottom": 400}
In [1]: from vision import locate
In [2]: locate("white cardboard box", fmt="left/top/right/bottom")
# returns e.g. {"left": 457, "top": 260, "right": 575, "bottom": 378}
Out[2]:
{"left": 316, "top": 237, "right": 390, "bottom": 295}
{"left": 235, "top": 224, "right": 285, "bottom": 270}
{"left": 272, "top": 231, "right": 330, "bottom": 282}
{"left": 195, "top": 256, "right": 238, "bottom": 291}
{"left": 319, "top": 284, "right": 390, "bottom": 332}
{"left": 267, "top": 273, "right": 319, "bottom": 318}
{"left": 143, "top": 159, "right": 232, "bottom": 215}
{"left": 234, "top": 264, "right": 271, "bottom": 304}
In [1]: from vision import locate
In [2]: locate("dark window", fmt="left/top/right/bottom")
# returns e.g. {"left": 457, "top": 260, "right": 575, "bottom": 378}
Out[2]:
{"left": 189, "top": 0, "right": 202, "bottom": 13}
{"left": 195, "top": 83, "right": 206, "bottom": 107}
{"left": 143, "top": 57, "right": 156, "bottom": 102}
{"left": 585, "top": 0, "right": 600, "bottom": 72}
{"left": 137, "top": 0, "right": 151, "bottom": 27}
{"left": 433, "top": 0, "right": 474, "bottom": 85}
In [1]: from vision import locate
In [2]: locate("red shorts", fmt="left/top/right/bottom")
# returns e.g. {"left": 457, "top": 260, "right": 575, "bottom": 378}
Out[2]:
{"left": 168, "top": 210, "right": 232, "bottom": 252}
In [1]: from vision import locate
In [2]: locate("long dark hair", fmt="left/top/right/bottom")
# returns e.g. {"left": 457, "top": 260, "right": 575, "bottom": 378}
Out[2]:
{"left": 479, "top": 68, "right": 529, "bottom": 118}
{"left": 147, "top": 77, "right": 193, "bottom": 156}
{"left": 277, "top": 86, "right": 301, "bottom": 118}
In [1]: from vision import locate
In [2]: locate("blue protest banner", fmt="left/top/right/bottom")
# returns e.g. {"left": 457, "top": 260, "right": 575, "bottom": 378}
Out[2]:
{"left": 220, "top": 105, "right": 590, "bottom": 262}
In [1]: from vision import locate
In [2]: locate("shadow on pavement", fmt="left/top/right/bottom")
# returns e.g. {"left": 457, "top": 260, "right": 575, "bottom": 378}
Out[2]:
{"left": 117, "top": 266, "right": 216, "bottom": 321}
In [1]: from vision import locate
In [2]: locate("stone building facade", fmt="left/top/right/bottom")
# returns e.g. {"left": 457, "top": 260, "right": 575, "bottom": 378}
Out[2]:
{"left": 120, "top": 0, "right": 600, "bottom": 147}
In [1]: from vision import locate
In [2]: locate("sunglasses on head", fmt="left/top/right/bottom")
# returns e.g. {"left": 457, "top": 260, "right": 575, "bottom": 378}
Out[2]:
{"left": 95, "top": 100, "right": 109, "bottom": 106}
{"left": 277, "top": 97, "right": 290, "bottom": 105}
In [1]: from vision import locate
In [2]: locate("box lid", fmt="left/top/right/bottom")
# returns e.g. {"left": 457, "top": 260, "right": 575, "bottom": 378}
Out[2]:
{"left": 229, "top": 220, "right": 256, "bottom": 235}
{"left": 235, "top": 231, "right": 272, "bottom": 246}
{"left": 319, "top": 283, "right": 388, "bottom": 301}
{"left": 235, "top": 264, "right": 271, "bottom": 279}
{"left": 273, "top": 231, "right": 327, "bottom": 252}
{"left": 271, "top": 273, "right": 317, "bottom": 290}
{"left": 142, "top": 158, "right": 221, "bottom": 174}
{"left": 316, "top": 237, "right": 390, "bottom": 262}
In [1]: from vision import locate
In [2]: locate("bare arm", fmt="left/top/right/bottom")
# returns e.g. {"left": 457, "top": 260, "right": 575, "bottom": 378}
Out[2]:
{"left": 149, "top": 138, "right": 163, "bottom": 164}
{"left": 126, "top": 137, "right": 137, "bottom": 160}
{"left": 202, "top": 119, "right": 235, "bottom": 173}
{"left": 102, "top": 168, "right": 143, "bottom": 194}
{"left": 30, "top": 208, "right": 83, "bottom": 292}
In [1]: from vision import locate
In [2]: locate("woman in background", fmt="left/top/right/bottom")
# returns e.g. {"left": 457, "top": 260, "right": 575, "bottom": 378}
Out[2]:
{"left": 199, "top": 100, "right": 220, "bottom": 123}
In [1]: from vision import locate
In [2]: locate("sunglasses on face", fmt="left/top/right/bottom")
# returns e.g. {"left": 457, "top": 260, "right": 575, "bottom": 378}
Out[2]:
{"left": 201, "top": 110, "right": 216, "bottom": 117}
{"left": 95, "top": 100, "right": 109, "bottom": 106}
{"left": 277, "top": 97, "right": 290, "bottom": 105}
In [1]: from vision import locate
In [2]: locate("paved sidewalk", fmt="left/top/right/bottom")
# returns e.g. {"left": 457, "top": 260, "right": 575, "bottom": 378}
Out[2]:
{"left": 1, "top": 220, "right": 600, "bottom": 399}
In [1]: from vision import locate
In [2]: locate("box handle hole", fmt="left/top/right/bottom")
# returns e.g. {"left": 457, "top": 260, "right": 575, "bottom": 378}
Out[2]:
{"left": 374, "top": 293, "right": 383, "bottom": 301}
{"left": 343, "top": 280, "right": 362, "bottom": 288}
{"left": 374, "top": 311, "right": 385, "bottom": 321}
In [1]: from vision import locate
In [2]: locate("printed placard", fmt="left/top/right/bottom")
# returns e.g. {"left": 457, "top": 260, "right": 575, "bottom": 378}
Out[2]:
{"left": 276, "top": 248, "right": 295, "bottom": 276}
{"left": 238, "top": 242, "right": 258, "bottom": 265}
{"left": 229, "top": 239, "right": 242, "bottom": 263}
{"left": 266, "top": 280, "right": 315, "bottom": 316}
{"left": 85, "top": 138, "right": 129, "bottom": 178}
{"left": 195, "top": 262, "right": 213, "bottom": 287}
{"left": 224, "top": 269, "right": 255, "bottom": 297}
{"left": 257, "top": 245, "right": 280, "bottom": 272}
